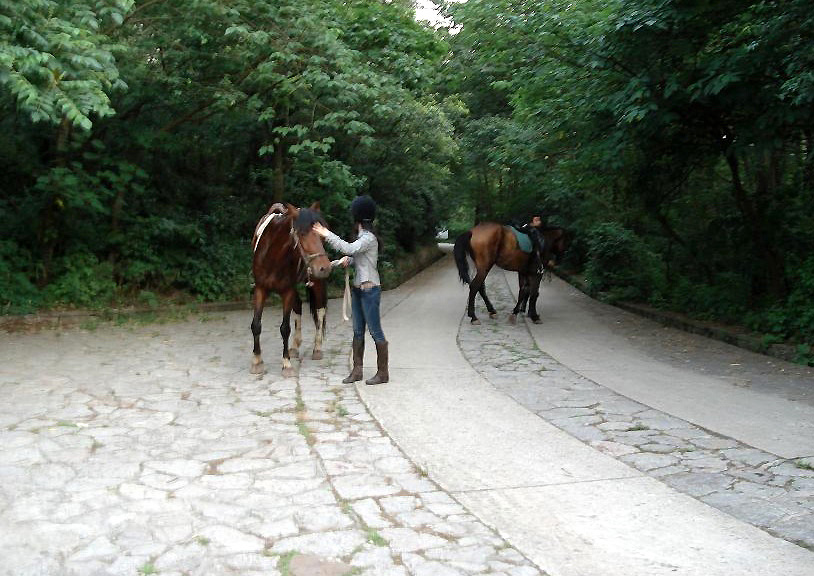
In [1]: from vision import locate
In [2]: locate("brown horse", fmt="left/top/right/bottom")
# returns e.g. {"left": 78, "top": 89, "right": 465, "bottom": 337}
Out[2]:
{"left": 251, "top": 202, "right": 332, "bottom": 376}
{"left": 454, "top": 223, "right": 566, "bottom": 324}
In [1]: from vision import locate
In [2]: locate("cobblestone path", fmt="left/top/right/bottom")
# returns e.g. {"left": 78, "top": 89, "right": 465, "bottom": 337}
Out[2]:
{"left": 0, "top": 309, "right": 544, "bottom": 576}
{"left": 458, "top": 272, "right": 814, "bottom": 551}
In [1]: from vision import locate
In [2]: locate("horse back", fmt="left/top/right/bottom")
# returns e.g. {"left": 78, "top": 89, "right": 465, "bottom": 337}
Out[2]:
{"left": 469, "top": 222, "right": 527, "bottom": 272}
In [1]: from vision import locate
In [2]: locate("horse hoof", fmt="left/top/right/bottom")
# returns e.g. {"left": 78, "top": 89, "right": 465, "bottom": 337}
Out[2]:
{"left": 311, "top": 350, "right": 323, "bottom": 361}
{"left": 250, "top": 362, "right": 265, "bottom": 375}
{"left": 282, "top": 367, "right": 296, "bottom": 378}
{"left": 290, "top": 348, "right": 299, "bottom": 359}
{"left": 471, "top": 319, "right": 481, "bottom": 325}
{"left": 509, "top": 314, "right": 517, "bottom": 325}
{"left": 489, "top": 312, "right": 497, "bottom": 319}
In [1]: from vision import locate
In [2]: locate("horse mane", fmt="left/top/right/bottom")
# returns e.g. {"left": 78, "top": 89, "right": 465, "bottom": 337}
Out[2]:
{"left": 293, "top": 208, "right": 326, "bottom": 235}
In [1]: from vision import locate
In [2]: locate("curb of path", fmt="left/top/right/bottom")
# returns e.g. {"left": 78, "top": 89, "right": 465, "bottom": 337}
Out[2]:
{"left": 553, "top": 269, "right": 802, "bottom": 364}
{"left": 0, "top": 300, "right": 253, "bottom": 332}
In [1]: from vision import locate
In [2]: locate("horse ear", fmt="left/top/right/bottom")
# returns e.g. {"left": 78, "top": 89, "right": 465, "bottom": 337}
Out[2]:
{"left": 285, "top": 203, "right": 298, "bottom": 216}
{"left": 309, "top": 201, "right": 321, "bottom": 212}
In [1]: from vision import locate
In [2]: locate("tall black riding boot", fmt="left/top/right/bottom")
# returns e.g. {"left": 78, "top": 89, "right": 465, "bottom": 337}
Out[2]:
{"left": 343, "top": 338, "right": 364, "bottom": 383}
{"left": 365, "top": 341, "right": 389, "bottom": 385}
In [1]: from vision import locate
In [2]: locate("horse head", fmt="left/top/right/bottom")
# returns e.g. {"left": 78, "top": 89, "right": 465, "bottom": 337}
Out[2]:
{"left": 287, "top": 202, "right": 332, "bottom": 280}
{"left": 543, "top": 227, "right": 568, "bottom": 266}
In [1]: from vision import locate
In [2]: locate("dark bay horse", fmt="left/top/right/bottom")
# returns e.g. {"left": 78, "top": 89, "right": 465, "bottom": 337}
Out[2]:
{"left": 251, "top": 202, "right": 332, "bottom": 376}
{"left": 454, "top": 223, "right": 566, "bottom": 324}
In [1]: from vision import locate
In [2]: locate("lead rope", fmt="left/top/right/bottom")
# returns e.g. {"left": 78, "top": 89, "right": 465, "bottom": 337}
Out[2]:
{"left": 342, "top": 267, "right": 351, "bottom": 322}
{"left": 342, "top": 267, "right": 353, "bottom": 370}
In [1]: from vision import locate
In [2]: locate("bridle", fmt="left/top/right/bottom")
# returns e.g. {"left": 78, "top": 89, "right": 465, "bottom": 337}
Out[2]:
{"left": 290, "top": 223, "right": 327, "bottom": 287}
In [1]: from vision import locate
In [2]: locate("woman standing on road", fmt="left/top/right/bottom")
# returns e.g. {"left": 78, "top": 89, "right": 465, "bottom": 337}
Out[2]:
{"left": 313, "top": 195, "right": 388, "bottom": 385}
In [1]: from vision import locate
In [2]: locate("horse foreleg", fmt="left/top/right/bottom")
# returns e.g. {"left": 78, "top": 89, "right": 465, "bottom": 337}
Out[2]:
{"left": 511, "top": 276, "right": 531, "bottom": 324}
{"left": 312, "top": 307, "right": 326, "bottom": 360}
{"left": 280, "top": 291, "right": 296, "bottom": 377}
{"left": 250, "top": 287, "right": 267, "bottom": 374}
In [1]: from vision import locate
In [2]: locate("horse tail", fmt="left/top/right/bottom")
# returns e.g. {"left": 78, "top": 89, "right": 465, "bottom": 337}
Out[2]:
{"left": 453, "top": 231, "right": 472, "bottom": 285}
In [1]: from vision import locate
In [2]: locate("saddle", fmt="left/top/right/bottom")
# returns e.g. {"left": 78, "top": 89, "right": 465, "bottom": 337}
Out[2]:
{"left": 508, "top": 226, "right": 534, "bottom": 254}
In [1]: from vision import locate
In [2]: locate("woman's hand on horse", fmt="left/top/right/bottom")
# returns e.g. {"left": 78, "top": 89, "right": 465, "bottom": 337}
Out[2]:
{"left": 334, "top": 256, "right": 351, "bottom": 268}
{"left": 312, "top": 222, "right": 329, "bottom": 237}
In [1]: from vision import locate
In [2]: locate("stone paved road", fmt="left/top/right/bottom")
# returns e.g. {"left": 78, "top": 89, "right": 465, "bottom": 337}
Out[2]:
{"left": 0, "top": 299, "right": 543, "bottom": 576}
{"left": 2, "top": 252, "right": 813, "bottom": 576}
{"left": 462, "top": 271, "right": 814, "bottom": 550}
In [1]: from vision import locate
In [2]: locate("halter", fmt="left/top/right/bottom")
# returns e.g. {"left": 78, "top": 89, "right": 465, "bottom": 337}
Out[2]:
{"left": 290, "top": 223, "right": 327, "bottom": 287}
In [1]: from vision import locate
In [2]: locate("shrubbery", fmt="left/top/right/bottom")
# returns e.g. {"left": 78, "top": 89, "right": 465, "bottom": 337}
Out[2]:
{"left": 0, "top": 241, "right": 41, "bottom": 314}
{"left": 584, "top": 222, "right": 665, "bottom": 302}
{"left": 42, "top": 253, "right": 117, "bottom": 309}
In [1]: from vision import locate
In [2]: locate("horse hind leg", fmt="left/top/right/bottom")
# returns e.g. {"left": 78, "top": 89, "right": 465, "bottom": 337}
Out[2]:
{"left": 477, "top": 283, "right": 497, "bottom": 319}
{"left": 250, "top": 287, "right": 267, "bottom": 374}
{"left": 290, "top": 295, "right": 303, "bottom": 359}
{"left": 311, "top": 307, "right": 326, "bottom": 360}
{"left": 280, "top": 291, "right": 296, "bottom": 378}
{"left": 467, "top": 280, "right": 480, "bottom": 325}
{"left": 292, "top": 315, "right": 302, "bottom": 361}
{"left": 307, "top": 283, "right": 327, "bottom": 360}
{"left": 468, "top": 268, "right": 492, "bottom": 324}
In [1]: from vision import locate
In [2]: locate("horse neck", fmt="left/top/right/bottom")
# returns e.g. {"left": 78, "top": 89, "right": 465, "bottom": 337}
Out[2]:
{"left": 257, "top": 214, "right": 297, "bottom": 256}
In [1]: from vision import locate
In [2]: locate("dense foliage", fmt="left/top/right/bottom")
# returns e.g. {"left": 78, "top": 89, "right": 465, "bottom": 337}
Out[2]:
{"left": 440, "top": 0, "right": 814, "bottom": 360}
{"left": 2, "top": 0, "right": 812, "bottom": 360}
{"left": 1, "top": 0, "right": 455, "bottom": 312}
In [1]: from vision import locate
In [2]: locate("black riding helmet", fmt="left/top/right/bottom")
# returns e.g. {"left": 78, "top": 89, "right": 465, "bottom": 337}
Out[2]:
{"left": 350, "top": 195, "right": 376, "bottom": 223}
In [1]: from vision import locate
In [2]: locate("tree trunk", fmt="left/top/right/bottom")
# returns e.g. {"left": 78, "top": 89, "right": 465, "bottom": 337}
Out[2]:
{"left": 801, "top": 131, "right": 813, "bottom": 197}
{"left": 474, "top": 164, "right": 489, "bottom": 224}
{"left": 724, "top": 149, "right": 786, "bottom": 300}
{"left": 108, "top": 188, "right": 125, "bottom": 268}
{"left": 272, "top": 139, "right": 285, "bottom": 202}
{"left": 39, "top": 118, "right": 72, "bottom": 286}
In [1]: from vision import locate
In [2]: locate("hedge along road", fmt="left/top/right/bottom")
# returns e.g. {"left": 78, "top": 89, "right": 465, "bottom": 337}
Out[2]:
{"left": 0, "top": 246, "right": 812, "bottom": 576}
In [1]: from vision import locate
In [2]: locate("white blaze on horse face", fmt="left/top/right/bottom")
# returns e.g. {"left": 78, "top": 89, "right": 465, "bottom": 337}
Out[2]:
{"left": 314, "top": 308, "right": 326, "bottom": 352}
{"left": 293, "top": 312, "right": 302, "bottom": 353}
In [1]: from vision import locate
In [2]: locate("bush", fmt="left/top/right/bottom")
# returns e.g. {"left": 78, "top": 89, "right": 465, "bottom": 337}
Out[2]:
{"left": 0, "top": 240, "right": 41, "bottom": 314}
{"left": 182, "top": 240, "right": 253, "bottom": 302}
{"left": 745, "top": 256, "right": 814, "bottom": 350}
{"left": 43, "top": 253, "right": 117, "bottom": 309}
{"left": 584, "top": 222, "right": 664, "bottom": 301}
{"left": 667, "top": 273, "right": 750, "bottom": 322}
{"left": 785, "top": 256, "right": 814, "bottom": 344}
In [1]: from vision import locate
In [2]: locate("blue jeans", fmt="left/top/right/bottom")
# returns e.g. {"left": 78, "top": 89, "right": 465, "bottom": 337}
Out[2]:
{"left": 351, "top": 285, "right": 385, "bottom": 342}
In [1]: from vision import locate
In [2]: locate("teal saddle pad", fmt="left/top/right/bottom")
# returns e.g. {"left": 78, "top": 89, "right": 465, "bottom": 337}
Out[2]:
{"left": 508, "top": 226, "right": 533, "bottom": 253}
